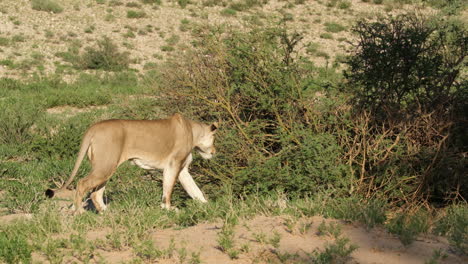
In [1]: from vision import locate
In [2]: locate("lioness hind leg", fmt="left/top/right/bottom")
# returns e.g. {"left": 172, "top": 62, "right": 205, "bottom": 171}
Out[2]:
{"left": 179, "top": 168, "right": 207, "bottom": 203}
{"left": 74, "top": 169, "right": 113, "bottom": 214}
{"left": 90, "top": 185, "right": 107, "bottom": 213}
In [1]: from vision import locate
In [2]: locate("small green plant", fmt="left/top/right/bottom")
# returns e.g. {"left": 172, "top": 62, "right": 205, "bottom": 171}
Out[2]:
{"left": 317, "top": 221, "right": 342, "bottom": 238}
{"left": 123, "top": 30, "right": 136, "bottom": 38}
{"left": 180, "top": 18, "right": 190, "bottom": 32}
{"left": 217, "top": 217, "right": 239, "bottom": 259}
{"left": 338, "top": 0, "right": 351, "bottom": 9}
{"left": 134, "top": 240, "right": 163, "bottom": 261}
{"left": 217, "top": 225, "right": 236, "bottom": 257}
{"left": 178, "top": 0, "right": 189, "bottom": 8}
{"left": 240, "top": 243, "right": 250, "bottom": 253}
{"left": 324, "top": 22, "right": 346, "bottom": 33}
{"left": 310, "top": 236, "right": 358, "bottom": 263}
{"left": 387, "top": 211, "right": 430, "bottom": 246}
{"left": 0, "top": 37, "right": 9, "bottom": 46}
{"left": 161, "top": 45, "right": 175, "bottom": 52}
{"left": 320, "top": 32, "right": 333, "bottom": 39}
{"left": 141, "top": 0, "right": 161, "bottom": 4}
{"left": 84, "top": 25, "right": 96, "bottom": 33}
{"left": 269, "top": 231, "right": 281, "bottom": 248}
{"left": 221, "top": 8, "right": 237, "bottom": 16}
{"left": 434, "top": 204, "right": 467, "bottom": 254}
{"left": 126, "top": 2, "right": 141, "bottom": 8}
{"left": 316, "top": 51, "right": 330, "bottom": 59}
{"left": 11, "top": 34, "right": 26, "bottom": 42}
{"left": 31, "top": 0, "right": 63, "bottom": 13}
{"left": 127, "top": 10, "right": 146, "bottom": 18}
{"left": 283, "top": 216, "right": 297, "bottom": 233}
{"left": 177, "top": 247, "right": 187, "bottom": 263}
{"left": 189, "top": 251, "right": 201, "bottom": 264}
{"left": 424, "top": 249, "right": 448, "bottom": 264}
{"left": 253, "top": 232, "right": 267, "bottom": 243}
{"left": 299, "top": 221, "right": 313, "bottom": 234}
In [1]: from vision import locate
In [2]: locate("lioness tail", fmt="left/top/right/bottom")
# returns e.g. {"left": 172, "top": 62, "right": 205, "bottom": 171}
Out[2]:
{"left": 45, "top": 130, "right": 93, "bottom": 198}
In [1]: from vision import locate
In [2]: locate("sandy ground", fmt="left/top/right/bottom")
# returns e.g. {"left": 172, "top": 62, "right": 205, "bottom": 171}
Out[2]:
{"left": 1, "top": 189, "right": 467, "bottom": 264}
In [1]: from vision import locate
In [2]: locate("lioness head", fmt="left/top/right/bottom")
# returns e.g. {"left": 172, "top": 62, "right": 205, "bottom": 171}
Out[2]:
{"left": 195, "top": 122, "right": 218, "bottom": 159}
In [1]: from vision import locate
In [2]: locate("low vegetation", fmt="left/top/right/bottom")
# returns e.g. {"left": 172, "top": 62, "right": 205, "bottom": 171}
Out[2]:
{"left": 31, "top": 0, "right": 63, "bottom": 14}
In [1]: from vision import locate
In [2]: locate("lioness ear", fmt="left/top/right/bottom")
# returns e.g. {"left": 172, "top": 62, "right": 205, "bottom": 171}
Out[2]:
{"left": 210, "top": 122, "right": 218, "bottom": 132}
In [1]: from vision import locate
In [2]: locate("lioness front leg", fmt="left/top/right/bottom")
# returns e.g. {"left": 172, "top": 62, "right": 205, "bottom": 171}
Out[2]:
{"left": 179, "top": 168, "right": 207, "bottom": 203}
{"left": 161, "top": 162, "right": 182, "bottom": 209}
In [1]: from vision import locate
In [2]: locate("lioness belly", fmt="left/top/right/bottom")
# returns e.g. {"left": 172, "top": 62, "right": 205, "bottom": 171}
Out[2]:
{"left": 131, "top": 158, "right": 166, "bottom": 170}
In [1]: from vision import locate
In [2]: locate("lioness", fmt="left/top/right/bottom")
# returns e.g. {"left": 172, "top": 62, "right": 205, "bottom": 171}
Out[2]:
{"left": 45, "top": 113, "right": 217, "bottom": 213}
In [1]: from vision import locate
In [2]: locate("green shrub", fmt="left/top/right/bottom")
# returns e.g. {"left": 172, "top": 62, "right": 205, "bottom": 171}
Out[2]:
{"left": 31, "top": 0, "right": 63, "bottom": 13}
{"left": 346, "top": 14, "right": 467, "bottom": 113}
{"left": 79, "top": 36, "right": 130, "bottom": 71}
{"left": 344, "top": 13, "right": 467, "bottom": 204}
{"left": 160, "top": 23, "right": 350, "bottom": 197}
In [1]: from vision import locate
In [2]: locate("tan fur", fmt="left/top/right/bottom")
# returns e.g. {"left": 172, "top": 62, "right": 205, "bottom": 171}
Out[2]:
{"left": 46, "top": 113, "right": 217, "bottom": 213}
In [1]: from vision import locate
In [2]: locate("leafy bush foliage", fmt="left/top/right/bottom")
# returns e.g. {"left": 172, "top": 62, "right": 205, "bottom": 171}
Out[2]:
{"left": 344, "top": 13, "right": 467, "bottom": 204}
{"left": 79, "top": 37, "right": 130, "bottom": 71}
{"left": 161, "top": 24, "right": 347, "bottom": 197}
{"left": 345, "top": 13, "right": 466, "bottom": 114}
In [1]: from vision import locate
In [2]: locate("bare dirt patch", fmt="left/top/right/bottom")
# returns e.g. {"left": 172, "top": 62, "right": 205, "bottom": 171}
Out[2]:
{"left": 148, "top": 215, "right": 466, "bottom": 264}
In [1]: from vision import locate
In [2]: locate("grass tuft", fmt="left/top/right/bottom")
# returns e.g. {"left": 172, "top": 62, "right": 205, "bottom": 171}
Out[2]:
{"left": 31, "top": 0, "right": 63, "bottom": 14}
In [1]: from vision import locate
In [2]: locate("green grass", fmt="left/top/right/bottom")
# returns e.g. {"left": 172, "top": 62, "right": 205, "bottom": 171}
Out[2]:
{"left": 387, "top": 210, "right": 430, "bottom": 246}
{"left": 324, "top": 22, "right": 346, "bottom": 33}
{"left": 320, "top": 32, "right": 334, "bottom": 39}
{"left": 0, "top": 37, "right": 10, "bottom": 46}
{"left": 31, "top": 0, "right": 63, "bottom": 14}
{"left": 127, "top": 10, "right": 146, "bottom": 18}
{"left": 221, "top": 8, "right": 237, "bottom": 16}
